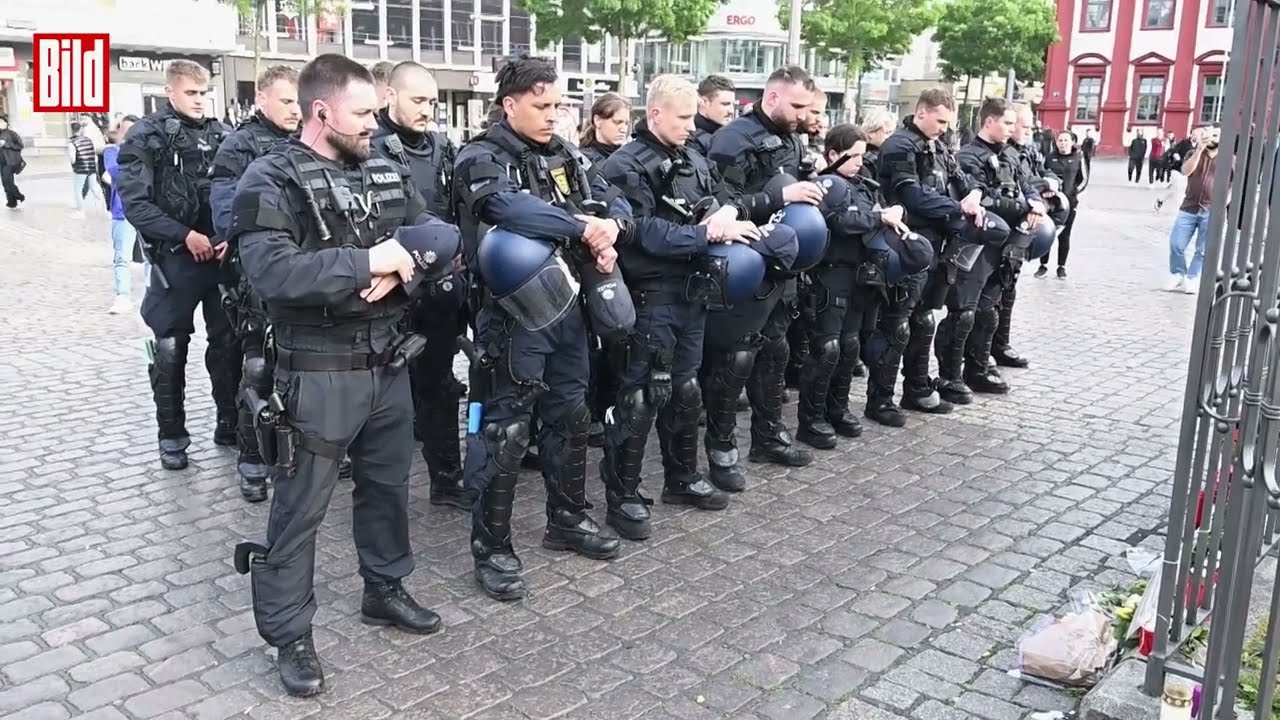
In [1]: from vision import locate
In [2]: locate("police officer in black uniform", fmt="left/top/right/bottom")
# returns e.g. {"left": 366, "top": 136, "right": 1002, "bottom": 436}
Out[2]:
{"left": 370, "top": 61, "right": 471, "bottom": 509}
{"left": 953, "top": 98, "right": 1041, "bottom": 396}
{"left": 595, "top": 75, "right": 771, "bottom": 540}
{"left": 229, "top": 55, "right": 455, "bottom": 698}
{"left": 117, "top": 59, "right": 238, "bottom": 471}
{"left": 878, "top": 88, "right": 997, "bottom": 412}
{"left": 452, "top": 56, "right": 624, "bottom": 601}
{"left": 703, "top": 65, "right": 826, "bottom": 490}
{"left": 995, "top": 102, "right": 1061, "bottom": 370}
{"left": 799, "top": 124, "right": 923, "bottom": 442}
{"left": 210, "top": 65, "right": 301, "bottom": 502}
{"left": 691, "top": 75, "right": 737, "bottom": 159}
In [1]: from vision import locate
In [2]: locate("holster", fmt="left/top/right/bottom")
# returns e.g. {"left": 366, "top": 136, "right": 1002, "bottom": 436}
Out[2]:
{"left": 387, "top": 333, "right": 428, "bottom": 375}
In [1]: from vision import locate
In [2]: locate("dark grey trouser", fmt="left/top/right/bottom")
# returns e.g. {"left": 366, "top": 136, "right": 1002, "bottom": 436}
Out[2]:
{"left": 250, "top": 366, "right": 414, "bottom": 647}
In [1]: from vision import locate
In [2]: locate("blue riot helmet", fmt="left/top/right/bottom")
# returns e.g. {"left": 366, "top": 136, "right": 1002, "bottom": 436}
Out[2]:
{"left": 687, "top": 242, "right": 767, "bottom": 311}
{"left": 477, "top": 228, "right": 579, "bottom": 331}
{"left": 774, "top": 202, "right": 829, "bottom": 271}
{"left": 863, "top": 227, "right": 934, "bottom": 285}
{"left": 1026, "top": 216, "right": 1057, "bottom": 260}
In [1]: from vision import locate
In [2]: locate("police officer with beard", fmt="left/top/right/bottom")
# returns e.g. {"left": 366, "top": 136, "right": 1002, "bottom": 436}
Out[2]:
{"left": 785, "top": 88, "right": 832, "bottom": 393}
{"left": 452, "top": 56, "right": 626, "bottom": 601}
{"left": 230, "top": 54, "right": 457, "bottom": 697}
{"left": 703, "top": 65, "right": 826, "bottom": 491}
{"left": 210, "top": 65, "right": 301, "bottom": 502}
{"left": 370, "top": 61, "right": 471, "bottom": 510}
{"left": 877, "top": 88, "right": 996, "bottom": 412}
{"left": 595, "top": 75, "right": 774, "bottom": 540}
{"left": 799, "top": 124, "right": 924, "bottom": 441}
{"left": 995, "top": 102, "right": 1061, "bottom": 370}
{"left": 118, "top": 59, "right": 237, "bottom": 471}
{"left": 953, "top": 98, "right": 1042, "bottom": 396}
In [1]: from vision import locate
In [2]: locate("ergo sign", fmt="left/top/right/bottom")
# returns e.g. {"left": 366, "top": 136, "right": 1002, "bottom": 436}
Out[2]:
{"left": 726, "top": 14, "right": 757, "bottom": 25}
{"left": 33, "top": 33, "right": 110, "bottom": 113}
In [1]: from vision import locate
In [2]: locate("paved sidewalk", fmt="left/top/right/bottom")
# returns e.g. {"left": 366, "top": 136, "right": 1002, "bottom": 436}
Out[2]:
{"left": 0, "top": 161, "right": 1192, "bottom": 719}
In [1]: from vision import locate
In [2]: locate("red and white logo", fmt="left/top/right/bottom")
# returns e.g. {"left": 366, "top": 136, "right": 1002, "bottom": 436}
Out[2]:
{"left": 33, "top": 33, "right": 110, "bottom": 113}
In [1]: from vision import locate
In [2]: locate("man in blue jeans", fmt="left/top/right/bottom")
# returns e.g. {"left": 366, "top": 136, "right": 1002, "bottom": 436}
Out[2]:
{"left": 1166, "top": 127, "right": 1218, "bottom": 295}
{"left": 102, "top": 115, "right": 141, "bottom": 314}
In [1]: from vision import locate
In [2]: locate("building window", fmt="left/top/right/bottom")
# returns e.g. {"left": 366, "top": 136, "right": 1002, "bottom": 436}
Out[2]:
{"left": 562, "top": 37, "right": 583, "bottom": 67}
{"left": 452, "top": 6, "right": 475, "bottom": 50}
{"left": 480, "top": 19, "right": 503, "bottom": 54}
{"left": 419, "top": 0, "right": 446, "bottom": 51}
{"left": 316, "top": 6, "right": 344, "bottom": 44}
{"left": 1200, "top": 74, "right": 1223, "bottom": 123}
{"left": 1083, "top": 0, "right": 1112, "bottom": 30}
{"left": 1134, "top": 75, "right": 1166, "bottom": 122}
{"left": 510, "top": 11, "right": 531, "bottom": 54}
{"left": 1207, "top": 0, "right": 1231, "bottom": 25}
{"left": 1074, "top": 76, "right": 1102, "bottom": 122}
{"left": 1143, "top": 0, "right": 1175, "bottom": 28}
{"left": 385, "top": 0, "right": 412, "bottom": 47}
{"left": 276, "top": 1, "right": 307, "bottom": 41}
{"left": 351, "top": 3, "right": 380, "bottom": 44}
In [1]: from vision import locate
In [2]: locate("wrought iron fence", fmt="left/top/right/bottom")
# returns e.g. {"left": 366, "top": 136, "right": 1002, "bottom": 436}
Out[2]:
{"left": 1142, "top": 0, "right": 1280, "bottom": 716}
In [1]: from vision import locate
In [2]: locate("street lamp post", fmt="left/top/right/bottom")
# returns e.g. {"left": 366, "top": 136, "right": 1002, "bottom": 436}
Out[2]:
{"left": 787, "top": 0, "right": 803, "bottom": 65}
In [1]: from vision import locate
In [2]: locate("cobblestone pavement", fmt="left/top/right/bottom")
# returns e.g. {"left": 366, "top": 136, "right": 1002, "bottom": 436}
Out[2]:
{"left": 0, "top": 161, "right": 1194, "bottom": 720}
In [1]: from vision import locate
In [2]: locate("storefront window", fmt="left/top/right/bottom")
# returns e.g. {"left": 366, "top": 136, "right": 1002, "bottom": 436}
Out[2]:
{"left": 277, "top": 0, "right": 308, "bottom": 41}
{"left": 419, "top": 0, "right": 446, "bottom": 51}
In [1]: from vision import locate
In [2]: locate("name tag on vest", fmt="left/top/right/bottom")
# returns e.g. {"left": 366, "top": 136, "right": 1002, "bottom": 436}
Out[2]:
{"left": 370, "top": 172, "right": 400, "bottom": 184}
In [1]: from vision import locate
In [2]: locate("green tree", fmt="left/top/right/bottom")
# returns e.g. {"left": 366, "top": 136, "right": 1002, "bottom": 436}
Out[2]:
{"left": 222, "top": 0, "right": 345, "bottom": 81}
{"left": 781, "top": 0, "right": 938, "bottom": 120}
{"left": 518, "top": 0, "right": 724, "bottom": 86}
{"left": 933, "top": 0, "right": 1058, "bottom": 112}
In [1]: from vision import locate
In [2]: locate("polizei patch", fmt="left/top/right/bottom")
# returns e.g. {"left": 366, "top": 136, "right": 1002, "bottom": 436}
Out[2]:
{"left": 370, "top": 172, "right": 400, "bottom": 184}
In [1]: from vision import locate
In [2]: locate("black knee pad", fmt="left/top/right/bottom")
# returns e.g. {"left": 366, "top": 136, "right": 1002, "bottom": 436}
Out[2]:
{"left": 670, "top": 377, "right": 702, "bottom": 424}
{"left": 891, "top": 321, "right": 911, "bottom": 351}
{"left": 977, "top": 305, "right": 999, "bottom": 329}
{"left": 483, "top": 417, "right": 531, "bottom": 473}
{"left": 760, "top": 335, "right": 789, "bottom": 362}
{"left": 837, "top": 332, "right": 859, "bottom": 359}
{"left": 956, "top": 309, "right": 976, "bottom": 333}
{"left": 613, "top": 387, "right": 657, "bottom": 431}
{"left": 909, "top": 309, "right": 935, "bottom": 335}
{"left": 814, "top": 336, "right": 841, "bottom": 362}
{"left": 154, "top": 335, "right": 190, "bottom": 365}
{"left": 560, "top": 401, "right": 592, "bottom": 436}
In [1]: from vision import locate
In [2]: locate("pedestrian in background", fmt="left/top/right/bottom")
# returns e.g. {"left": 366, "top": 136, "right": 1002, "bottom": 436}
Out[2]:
{"left": 102, "top": 115, "right": 141, "bottom": 314}
{"left": 0, "top": 114, "right": 25, "bottom": 208}
{"left": 68, "top": 121, "right": 104, "bottom": 217}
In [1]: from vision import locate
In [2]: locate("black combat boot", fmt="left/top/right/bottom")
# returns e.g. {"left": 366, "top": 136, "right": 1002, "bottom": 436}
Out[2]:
{"left": 361, "top": 580, "right": 442, "bottom": 634}
{"left": 472, "top": 422, "right": 528, "bottom": 601}
{"left": 542, "top": 411, "right": 621, "bottom": 557}
{"left": 277, "top": 631, "right": 325, "bottom": 697}
{"left": 933, "top": 312, "right": 974, "bottom": 406}
{"left": 149, "top": 336, "right": 190, "bottom": 470}
{"left": 422, "top": 395, "right": 471, "bottom": 509}
{"left": 544, "top": 507, "right": 620, "bottom": 558}
{"left": 703, "top": 354, "right": 754, "bottom": 492}
{"left": 747, "top": 341, "right": 813, "bottom": 467}
{"left": 207, "top": 331, "right": 240, "bottom": 447}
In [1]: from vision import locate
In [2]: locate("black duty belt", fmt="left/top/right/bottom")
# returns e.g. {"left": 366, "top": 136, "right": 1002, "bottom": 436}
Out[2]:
{"left": 630, "top": 288, "right": 685, "bottom": 308}
{"left": 275, "top": 347, "right": 394, "bottom": 372}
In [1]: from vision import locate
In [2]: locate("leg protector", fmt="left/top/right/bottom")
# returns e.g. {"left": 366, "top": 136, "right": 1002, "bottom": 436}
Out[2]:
{"left": 205, "top": 326, "right": 241, "bottom": 427}
{"left": 471, "top": 416, "right": 531, "bottom": 557}
{"left": 901, "top": 309, "right": 936, "bottom": 398}
{"left": 935, "top": 309, "right": 975, "bottom": 381}
{"left": 149, "top": 335, "right": 190, "bottom": 443}
{"left": 657, "top": 378, "right": 703, "bottom": 483}
{"left": 868, "top": 319, "right": 909, "bottom": 403}
{"left": 702, "top": 349, "right": 756, "bottom": 469}
{"left": 784, "top": 313, "right": 809, "bottom": 388}
{"left": 747, "top": 334, "right": 790, "bottom": 447}
{"left": 539, "top": 401, "right": 592, "bottom": 515}
{"left": 797, "top": 336, "right": 840, "bottom": 428}
{"left": 992, "top": 284, "right": 1016, "bottom": 352}
{"left": 601, "top": 387, "right": 658, "bottom": 496}
{"left": 965, "top": 305, "right": 1000, "bottom": 371}
{"left": 826, "top": 332, "right": 861, "bottom": 421}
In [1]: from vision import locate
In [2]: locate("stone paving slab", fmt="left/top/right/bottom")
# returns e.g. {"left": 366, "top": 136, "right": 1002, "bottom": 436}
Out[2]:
{"left": 0, "top": 162, "right": 1193, "bottom": 719}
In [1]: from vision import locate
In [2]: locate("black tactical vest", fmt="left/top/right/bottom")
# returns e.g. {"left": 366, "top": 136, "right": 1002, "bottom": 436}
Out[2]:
{"left": 153, "top": 115, "right": 226, "bottom": 231}
{"left": 269, "top": 152, "right": 413, "bottom": 327}
{"left": 619, "top": 139, "right": 718, "bottom": 286}
{"left": 740, "top": 116, "right": 804, "bottom": 191}
{"left": 373, "top": 130, "right": 454, "bottom": 220}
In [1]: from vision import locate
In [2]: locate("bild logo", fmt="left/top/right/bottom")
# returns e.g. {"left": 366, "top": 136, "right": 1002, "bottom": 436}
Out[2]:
{"left": 33, "top": 33, "right": 110, "bottom": 113}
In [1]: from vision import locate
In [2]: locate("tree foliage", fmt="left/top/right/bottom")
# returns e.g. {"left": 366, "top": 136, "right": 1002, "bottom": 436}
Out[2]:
{"left": 932, "top": 0, "right": 1058, "bottom": 81}
{"left": 519, "top": 0, "right": 722, "bottom": 49}
{"left": 781, "top": 0, "right": 939, "bottom": 79}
